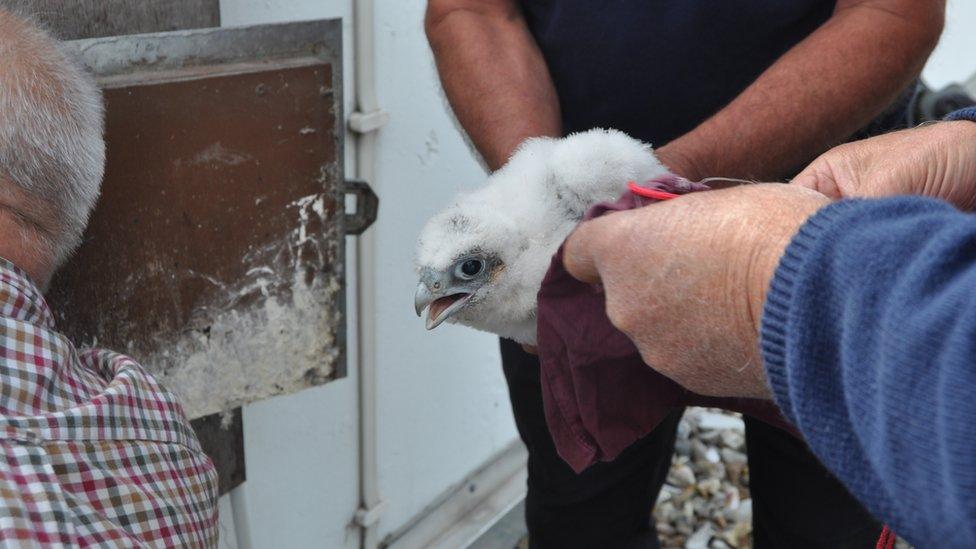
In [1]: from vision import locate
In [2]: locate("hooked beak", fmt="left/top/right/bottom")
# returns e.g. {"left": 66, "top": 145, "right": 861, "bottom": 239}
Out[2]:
{"left": 414, "top": 283, "right": 433, "bottom": 317}
{"left": 414, "top": 281, "right": 474, "bottom": 330}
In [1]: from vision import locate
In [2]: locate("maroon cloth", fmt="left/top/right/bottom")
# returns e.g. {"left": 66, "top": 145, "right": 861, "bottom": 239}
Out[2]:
{"left": 536, "top": 179, "right": 796, "bottom": 473}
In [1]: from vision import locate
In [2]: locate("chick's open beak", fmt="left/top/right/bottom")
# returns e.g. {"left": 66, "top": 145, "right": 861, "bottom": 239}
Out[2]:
{"left": 414, "top": 276, "right": 473, "bottom": 330}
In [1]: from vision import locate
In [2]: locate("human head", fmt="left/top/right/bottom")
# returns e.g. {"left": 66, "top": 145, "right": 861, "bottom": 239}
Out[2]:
{"left": 0, "top": 9, "right": 105, "bottom": 285}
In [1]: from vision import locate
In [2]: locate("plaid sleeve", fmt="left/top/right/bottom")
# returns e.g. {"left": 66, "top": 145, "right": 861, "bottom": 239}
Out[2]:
{"left": 0, "top": 258, "right": 218, "bottom": 547}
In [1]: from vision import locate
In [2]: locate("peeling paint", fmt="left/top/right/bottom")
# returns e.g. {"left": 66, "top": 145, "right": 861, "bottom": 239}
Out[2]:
{"left": 188, "top": 142, "right": 252, "bottom": 166}
{"left": 137, "top": 190, "right": 340, "bottom": 419}
{"left": 155, "top": 267, "right": 341, "bottom": 419}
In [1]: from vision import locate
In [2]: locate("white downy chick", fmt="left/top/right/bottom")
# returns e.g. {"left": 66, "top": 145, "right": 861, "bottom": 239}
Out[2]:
{"left": 414, "top": 128, "right": 672, "bottom": 345}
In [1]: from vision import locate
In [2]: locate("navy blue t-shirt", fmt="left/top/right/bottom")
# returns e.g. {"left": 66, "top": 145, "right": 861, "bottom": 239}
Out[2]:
{"left": 520, "top": 1, "right": 836, "bottom": 145}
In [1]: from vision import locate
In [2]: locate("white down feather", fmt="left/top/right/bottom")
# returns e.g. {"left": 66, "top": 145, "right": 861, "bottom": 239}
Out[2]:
{"left": 415, "top": 128, "right": 672, "bottom": 344}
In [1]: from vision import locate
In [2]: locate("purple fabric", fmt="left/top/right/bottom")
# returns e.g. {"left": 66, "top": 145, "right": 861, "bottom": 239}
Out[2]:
{"left": 536, "top": 178, "right": 795, "bottom": 473}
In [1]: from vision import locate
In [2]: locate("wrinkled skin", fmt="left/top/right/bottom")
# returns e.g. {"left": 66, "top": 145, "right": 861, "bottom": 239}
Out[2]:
{"left": 561, "top": 120, "right": 976, "bottom": 398}
{"left": 793, "top": 120, "right": 976, "bottom": 211}
{"left": 563, "top": 184, "right": 829, "bottom": 398}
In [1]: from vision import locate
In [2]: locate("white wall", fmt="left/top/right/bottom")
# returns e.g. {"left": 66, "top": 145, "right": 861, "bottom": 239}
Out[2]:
{"left": 922, "top": 0, "right": 976, "bottom": 88}
{"left": 370, "top": 1, "right": 518, "bottom": 538}
{"left": 218, "top": 1, "right": 518, "bottom": 547}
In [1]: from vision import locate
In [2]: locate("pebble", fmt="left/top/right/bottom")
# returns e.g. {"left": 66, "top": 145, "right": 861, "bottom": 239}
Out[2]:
{"left": 653, "top": 408, "right": 753, "bottom": 549}
{"left": 733, "top": 499, "right": 752, "bottom": 524}
{"left": 720, "top": 448, "right": 747, "bottom": 467}
{"left": 670, "top": 464, "right": 697, "bottom": 487}
{"left": 696, "top": 411, "right": 745, "bottom": 432}
{"left": 720, "top": 430, "right": 745, "bottom": 450}
{"left": 685, "top": 524, "right": 714, "bottom": 549}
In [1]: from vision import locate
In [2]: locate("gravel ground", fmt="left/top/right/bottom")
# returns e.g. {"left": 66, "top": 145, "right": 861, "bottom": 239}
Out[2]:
{"left": 517, "top": 406, "right": 908, "bottom": 549}
{"left": 655, "top": 408, "right": 912, "bottom": 549}
{"left": 654, "top": 408, "right": 752, "bottom": 549}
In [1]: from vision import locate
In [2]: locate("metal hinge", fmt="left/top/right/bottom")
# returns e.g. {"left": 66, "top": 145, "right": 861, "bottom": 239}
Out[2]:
{"left": 344, "top": 179, "right": 379, "bottom": 235}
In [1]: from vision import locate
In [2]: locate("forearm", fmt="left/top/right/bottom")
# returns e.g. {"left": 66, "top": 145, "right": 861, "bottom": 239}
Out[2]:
{"left": 657, "top": 0, "right": 944, "bottom": 181}
{"left": 761, "top": 197, "right": 976, "bottom": 546}
{"left": 425, "top": 0, "right": 560, "bottom": 171}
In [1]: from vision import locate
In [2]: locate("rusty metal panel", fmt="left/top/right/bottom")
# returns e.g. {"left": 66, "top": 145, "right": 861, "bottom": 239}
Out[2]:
{"left": 47, "top": 20, "right": 345, "bottom": 420}
{"left": 2, "top": 0, "right": 220, "bottom": 39}
{"left": 192, "top": 408, "right": 246, "bottom": 495}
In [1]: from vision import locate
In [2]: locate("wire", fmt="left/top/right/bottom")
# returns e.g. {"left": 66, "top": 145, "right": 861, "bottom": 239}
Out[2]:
{"left": 627, "top": 181, "right": 680, "bottom": 201}
{"left": 876, "top": 525, "right": 896, "bottom": 549}
{"left": 698, "top": 176, "right": 756, "bottom": 186}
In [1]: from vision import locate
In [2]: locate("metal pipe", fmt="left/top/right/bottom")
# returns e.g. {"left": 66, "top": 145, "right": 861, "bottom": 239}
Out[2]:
{"left": 351, "top": 0, "right": 388, "bottom": 547}
{"left": 230, "top": 485, "right": 254, "bottom": 549}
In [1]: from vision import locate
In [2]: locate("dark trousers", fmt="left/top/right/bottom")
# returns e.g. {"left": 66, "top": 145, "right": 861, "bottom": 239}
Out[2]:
{"left": 500, "top": 339, "right": 882, "bottom": 549}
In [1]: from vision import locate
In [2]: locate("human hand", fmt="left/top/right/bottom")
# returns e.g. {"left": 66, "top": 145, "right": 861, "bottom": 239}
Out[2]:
{"left": 793, "top": 121, "right": 976, "bottom": 210}
{"left": 563, "top": 184, "right": 830, "bottom": 398}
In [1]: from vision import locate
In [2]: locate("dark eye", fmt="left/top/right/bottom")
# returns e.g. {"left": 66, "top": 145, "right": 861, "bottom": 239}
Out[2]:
{"left": 458, "top": 258, "right": 484, "bottom": 278}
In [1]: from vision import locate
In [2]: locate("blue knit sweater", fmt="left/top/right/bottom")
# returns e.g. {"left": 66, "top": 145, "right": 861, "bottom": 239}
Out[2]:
{"left": 761, "top": 186, "right": 976, "bottom": 546}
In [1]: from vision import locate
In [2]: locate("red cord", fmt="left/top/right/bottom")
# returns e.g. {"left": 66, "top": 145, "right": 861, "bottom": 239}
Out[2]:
{"left": 627, "top": 181, "right": 680, "bottom": 201}
{"left": 876, "top": 525, "right": 896, "bottom": 549}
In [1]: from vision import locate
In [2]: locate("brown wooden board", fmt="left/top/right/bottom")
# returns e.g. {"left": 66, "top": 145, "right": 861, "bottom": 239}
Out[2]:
{"left": 0, "top": 0, "right": 220, "bottom": 40}
{"left": 192, "top": 408, "right": 246, "bottom": 495}
{"left": 48, "top": 21, "right": 346, "bottom": 421}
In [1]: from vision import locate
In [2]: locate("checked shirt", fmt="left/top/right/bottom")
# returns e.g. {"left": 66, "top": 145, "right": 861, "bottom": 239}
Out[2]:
{"left": 0, "top": 258, "right": 218, "bottom": 547}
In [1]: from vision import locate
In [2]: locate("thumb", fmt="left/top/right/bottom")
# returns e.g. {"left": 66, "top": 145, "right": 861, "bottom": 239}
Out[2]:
{"left": 792, "top": 160, "right": 843, "bottom": 200}
{"left": 563, "top": 220, "right": 606, "bottom": 284}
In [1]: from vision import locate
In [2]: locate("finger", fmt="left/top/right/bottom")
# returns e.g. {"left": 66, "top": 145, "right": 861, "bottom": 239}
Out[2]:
{"left": 790, "top": 168, "right": 819, "bottom": 190}
{"left": 792, "top": 162, "right": 843, "bottom": 200}
{"left": 562, "top": 220, "right": 605, "bottom": 284}
{"left": 521, "top": 344, "right": 538, "bottom": 355}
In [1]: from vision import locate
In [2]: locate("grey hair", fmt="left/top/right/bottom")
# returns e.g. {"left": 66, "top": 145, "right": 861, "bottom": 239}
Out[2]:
{"left": 0, "top": 10, "right": 105, "bottom": 268}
